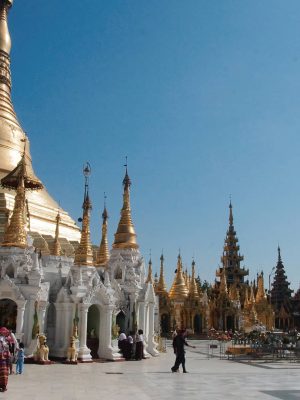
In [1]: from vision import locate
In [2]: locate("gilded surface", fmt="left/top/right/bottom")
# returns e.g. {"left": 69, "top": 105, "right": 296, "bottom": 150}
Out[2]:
{"left": 169, "top": 254, "right": 188, "bottom": 300}
{"left": 0, "top": 1, "right": 80, "bottom": 246}
{"left": 74, "top": 193, "right": 93, "bottom": 266}
{"left": 113, "top": 168, "right": 139, "bottom": 249}
{"left": 97, "top": 205, "right": 110, "bottom": 265}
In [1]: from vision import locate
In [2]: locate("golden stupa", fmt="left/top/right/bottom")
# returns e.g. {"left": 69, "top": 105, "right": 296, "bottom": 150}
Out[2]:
{"left": 0, "top": 0, "right": 80, "bottom": 249}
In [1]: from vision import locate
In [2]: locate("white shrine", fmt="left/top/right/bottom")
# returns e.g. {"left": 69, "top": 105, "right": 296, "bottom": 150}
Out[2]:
{"left": 0, "top": 0, "right": 158, "bottom": 361}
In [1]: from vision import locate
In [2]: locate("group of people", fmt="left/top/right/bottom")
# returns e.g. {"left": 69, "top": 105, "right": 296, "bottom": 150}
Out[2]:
{"left": 171, "top": 329, "right": 196, "bottom": 373}
{"left": 118, "top": 329, "right": 145, "bottom": 361}
{"left": 0, "top": 329, "right": 25, "bottom": 392}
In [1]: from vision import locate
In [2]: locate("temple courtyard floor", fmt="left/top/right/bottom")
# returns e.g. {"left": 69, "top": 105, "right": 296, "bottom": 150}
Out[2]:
{"left": 3, "top": 340, "right": 300, "bottom": 400}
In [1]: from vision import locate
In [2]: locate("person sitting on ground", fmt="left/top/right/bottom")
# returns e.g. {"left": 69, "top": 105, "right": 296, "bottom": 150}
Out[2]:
{"left": 118, "top": 332, "right": 127, "bottom": 356}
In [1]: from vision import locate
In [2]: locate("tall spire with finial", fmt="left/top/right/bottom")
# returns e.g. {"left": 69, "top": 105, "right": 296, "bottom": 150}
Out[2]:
{"left": 1, "top": 143, "right": 43, "bottom": 248}
{"left": 97, "top": 193, "right": 110, "bottom": 266}
{"left": 169, "top": 253, "right": 188, "bottom": 300}
{"left": 113, "top": 158, "right": 138, "bottom": 249}
{"left": 189, "top": 259, "right": 200, "bottom": 299}
{"left": 74, "top": 163, "right": 93, "bottom": 266}
{"left": 1, "top": 163, "right": 26, "bottom": 247}
{"left": 217, "top": 201, "right": 248, "bottom": 287}
{"left": 52, "top": 211, "right": 61, "bottom": 256}
{"left": 156, "top": 252, "right": 167, "bottom": 293}
{"left": 145, "top": 257, "right": 153, "bottom": 284}
{"left": 270, "top": 246, "right": 293, "bottom": 311}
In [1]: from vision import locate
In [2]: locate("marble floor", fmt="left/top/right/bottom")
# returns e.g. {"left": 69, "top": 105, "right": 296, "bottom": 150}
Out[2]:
{"left": 3, "top": 340, "right": 300, "bottom": 400}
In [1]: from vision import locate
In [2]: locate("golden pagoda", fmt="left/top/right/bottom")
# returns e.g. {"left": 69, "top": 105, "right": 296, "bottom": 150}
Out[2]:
{"left": 1, "top": 145, "right": 43, "bottom": 248}
{"left": 73, "top": 164, "right": 93, "bottom": 266}
{"left": 113, "top": 165, "right": 138, "bottom": 249}
{"left": 0, "top": 0, "right": 80, "bottom": 246}
{"left": 156, "top": 253, "right": 168, "bottom": 294}
{"left": 169, "top": 254, "right": 188, "bottom": 300}
{"left": 96, "top": 200, "right": 110, "bottom": 266}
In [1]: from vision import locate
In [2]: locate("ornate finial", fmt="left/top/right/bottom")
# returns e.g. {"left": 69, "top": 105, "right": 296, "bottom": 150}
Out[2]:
{"left": 113, "top": 163, "right": 138, "bottom": 249}
{"left": 97, "top": 197, "right": 110, "bottom": 266}
{"left": 277, "top": 245, "right": 282, "bottom": 262}
{"left": 52, "top": 210, "right": 61, "bottom": 256}
{"left": 146, "top": 257, "right": 153, "bottom": 284}
{"left": 229, "top": 199, "right": 233, "bottom": 226}
{"left": 74, "top": 163, "right": 93, "bottom": 266}
{"left": 160, "top": 251, "right": 164, "bottom": 263}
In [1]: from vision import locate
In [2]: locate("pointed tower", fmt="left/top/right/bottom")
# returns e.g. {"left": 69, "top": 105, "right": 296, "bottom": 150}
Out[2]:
{"left": 1, "top": 147, "right": 43, "bottom": 248}
{"left": 270, "top": 246, "right": 293, "bottom": 311}
{"left": 97, "top": 198, "right": 110, "bottom": 266}
{"left": 113, "top": 165, "right": 138, "bottom": 249}
{"left": 156, "top": 253, "right": 167, "bottom": 294}
{"left": 216, "top": 202, "right": 249, "bottom": 288}
{"left": 189, "top": 260, "right": 200, "bottom": 299}
{"left": 145, "top": 258, "right": 153, "bottom": 284}
{"left": 52, "top": 211, "right": 61, "bottom": 256}
{"left": 256, "top": 272, "right": 266, "bottom": 302}
{"left": 0, "top": 1, "right": 80, "bottom": 245}
{"left": 169, "top": 254, "right": 188, "bottom": 300}
{"left": 74, "top": 164, "right": 93, "bottom": 266}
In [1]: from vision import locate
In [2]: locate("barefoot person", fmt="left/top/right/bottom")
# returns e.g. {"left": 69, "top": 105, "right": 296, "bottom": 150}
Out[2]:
{"left": 171, "top": 329, "right": 196, "bottom": 373}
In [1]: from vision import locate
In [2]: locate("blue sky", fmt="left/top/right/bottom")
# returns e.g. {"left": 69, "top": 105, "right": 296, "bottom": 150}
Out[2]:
{"left": 9, "top": 1, "right": 300, "bottom": 290}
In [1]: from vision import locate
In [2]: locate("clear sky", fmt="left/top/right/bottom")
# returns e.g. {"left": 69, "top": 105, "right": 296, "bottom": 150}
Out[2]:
{"left": 8, "top": 1, "right": 300, "bottom": 290}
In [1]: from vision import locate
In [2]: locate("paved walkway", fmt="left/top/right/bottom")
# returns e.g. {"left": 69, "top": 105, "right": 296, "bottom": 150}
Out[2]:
{"left": 3, "top": 340, "right": 300, "bottom": 400}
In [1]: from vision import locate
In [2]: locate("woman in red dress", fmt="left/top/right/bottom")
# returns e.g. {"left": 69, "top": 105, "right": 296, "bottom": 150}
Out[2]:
{"left": 0, "top": 338, "right": 10, "bottom": 392}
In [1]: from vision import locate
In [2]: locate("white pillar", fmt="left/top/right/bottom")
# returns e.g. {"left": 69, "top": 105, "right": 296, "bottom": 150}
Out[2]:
{"left": 98, "top": 305, "right": 121, "bottom": 360}
{"left": 78, "top": 303, "right": 92, "bottom": 361}
{"left": 138, "top": 301, "right": 145, "bottom": 333}
{"left": 146, "top": 302, "right": 159, "bottom": 356}
{"left": 15, "top": 300, "right": 27, "bottom": 341}
{"left": 38, "top": 302, "right": 47, "bottom": 333}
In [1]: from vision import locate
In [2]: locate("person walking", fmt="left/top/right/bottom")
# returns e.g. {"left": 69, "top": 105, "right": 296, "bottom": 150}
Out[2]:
{"left": 16, "top": 343, "right": 25, "bottom": 375}
{"left": 0, "top": 338, "right": 10, "bottom": 392}
{"left": 171, "top": 329, "right": 195, "bottom": 373}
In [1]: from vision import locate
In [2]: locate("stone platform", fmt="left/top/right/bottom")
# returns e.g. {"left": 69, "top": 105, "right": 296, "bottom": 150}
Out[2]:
{"left": 3, "top": 340, "right": 300, "bottom": 400}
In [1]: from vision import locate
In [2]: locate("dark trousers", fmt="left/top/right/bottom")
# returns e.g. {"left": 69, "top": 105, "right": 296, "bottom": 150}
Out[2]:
{"left": 172, "top": 352, "right": 186, "bottom": 372}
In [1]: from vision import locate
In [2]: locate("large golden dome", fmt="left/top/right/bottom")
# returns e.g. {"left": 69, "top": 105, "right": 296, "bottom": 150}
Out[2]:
{"left": 0, "top": 0, "right": 80, "bottom": 251}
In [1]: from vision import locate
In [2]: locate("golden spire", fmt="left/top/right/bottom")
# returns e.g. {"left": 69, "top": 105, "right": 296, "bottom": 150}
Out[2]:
{"left": 0, "top": 0, "right": 19, "bottom": 127}
{"left": 156, "top": 253, "right": 167, "bottom": 293}
{"left": 169, "top": 253, "right": 188, "bottom": 300}
{"left": 1, "top": 145, "right": 43, "bottom": 248}
{"left": 97, "top": 195, "right": 110, "bottom": 266}
{"left": 113, "top": 161, "right": 138, "bottom": 249}
{"left": 2, "top": 166, "right": 26, "bottom": 247}
{"left": 256, "top": 272, "right": 266, "bottom": 302}
{"left": 74, "top": 163, "right": 93, "bottom": 266}
{"left": 52, "top": 211, "right": 61, "bottom": 256}
{"left": 145, "top": 258, "right": 153, "bottom": 284}
{"left": 189, "top": 259, "right": 200, "bottom": 299}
